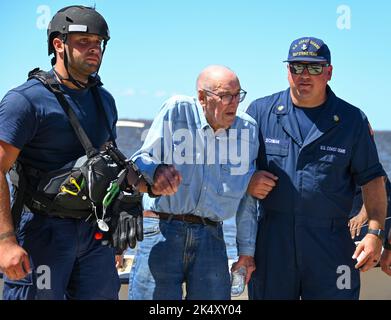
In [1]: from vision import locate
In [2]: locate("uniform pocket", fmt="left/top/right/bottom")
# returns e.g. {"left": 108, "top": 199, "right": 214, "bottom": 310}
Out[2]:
{"left": 265, "top": 142, "right": 289, "bottom": 170}
{"left": 315, "top": 154, "right": 349, "bottom": 193}
{"left": 265, "top": 143, "right": 289, "bottom": 157}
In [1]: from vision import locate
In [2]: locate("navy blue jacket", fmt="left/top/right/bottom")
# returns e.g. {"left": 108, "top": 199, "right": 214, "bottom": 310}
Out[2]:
{"left": 246, "top": 86, "right": 385, "bottom": 221}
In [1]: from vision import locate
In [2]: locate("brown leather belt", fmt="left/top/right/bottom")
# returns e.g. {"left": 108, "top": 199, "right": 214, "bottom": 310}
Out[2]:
{"left": 143, "top": 210, "right": 219, "bottom": 227}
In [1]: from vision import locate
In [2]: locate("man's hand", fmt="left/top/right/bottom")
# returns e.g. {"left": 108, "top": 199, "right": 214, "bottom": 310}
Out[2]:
{"left": 231, "top": 255, "right": 256, "bottom": 284}
{"left": 0, "top": 236, "right": 31, "bottom": 280}
{"left": 352, "top": 234, "right": 383, "bottom": 272}
{"left": 380, "top": 247, "right": 391, "bottom": 276}
{"left": 151, "top": 164, "right": 182, "bottom": 196}
{"left": 348, "top": 206, "right": 368, "bottom": 239}
{"left": 247, "top": 170, "right": 278, "bottom": 199}
{"left": 354, "top": 177, "right": 387, "bottom": 271}
{"left": 0, "top": 141, "right": 28, "bottom": 280}
{"left": 115, "top": 254, "right": 124, "bottom": 269}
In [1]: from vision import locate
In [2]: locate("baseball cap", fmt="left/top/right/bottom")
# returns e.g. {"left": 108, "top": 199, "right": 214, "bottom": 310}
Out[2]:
{"left": 284, "top": 37, "right": 331, "bottom": 64}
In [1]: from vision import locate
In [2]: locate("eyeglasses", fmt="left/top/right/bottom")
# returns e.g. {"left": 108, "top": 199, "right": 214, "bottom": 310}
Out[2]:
{"left": 289, "top": 63, "right": 330, "bottom": 75}
{"left": 202, "top": 89, "right": 247, "bottom": 105}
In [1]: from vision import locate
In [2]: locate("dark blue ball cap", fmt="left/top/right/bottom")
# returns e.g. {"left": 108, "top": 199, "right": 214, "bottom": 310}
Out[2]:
{"left": 284, "top": 37, "right": 331, "bottom": 64}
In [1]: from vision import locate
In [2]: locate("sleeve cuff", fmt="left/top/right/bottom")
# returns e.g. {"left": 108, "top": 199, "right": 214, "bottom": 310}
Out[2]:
{"left": 355, "top": 164, "right": 385, "bottom": 186}
{"left": 237, "top": 245, "right": 255, "bottom": 257}
{"left": 133, "top": 158, "right": 160, "bottom": 186}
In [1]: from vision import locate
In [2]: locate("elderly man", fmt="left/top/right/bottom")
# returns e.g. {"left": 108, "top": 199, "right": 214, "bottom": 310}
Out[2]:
{"left": 245, "top": 37, "right": 387, "bottom": 299}
{"left": 129, "top": 65, "right": 259, "bottom": 300}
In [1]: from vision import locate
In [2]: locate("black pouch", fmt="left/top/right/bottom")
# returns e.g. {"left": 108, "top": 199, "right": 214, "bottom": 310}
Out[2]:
{"left": 81, "top": 153, "right": 122, "bottom": 203}
{"left": 34, "top": 152, "right": 122, "bottom": 215}
{"left": 31, "top": 157, "right": 90, "bottom": 214}
{"left": 52, "top": 171, "right": 91, "bottom": 211}
{"left": 35, "top": 156, "right": 86, "bottom": 197}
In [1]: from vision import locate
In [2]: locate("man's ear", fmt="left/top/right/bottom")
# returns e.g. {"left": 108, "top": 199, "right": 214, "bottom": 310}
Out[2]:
{"left": 327, "top": 65, "right": 333, "bottom": 80}
{"left": 53, "top": 37, "right": 65, "bottom": 54}
{"left": 198, "top": 89, "right": 207, "bottom": 107}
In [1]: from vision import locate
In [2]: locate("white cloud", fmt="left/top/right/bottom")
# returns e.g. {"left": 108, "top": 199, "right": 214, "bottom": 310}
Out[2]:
{"left": 122, "top": 88, "right": 135, "bottom": 96}
{"left": 154, "top": 90, "right": 167, "bottom": 97}
{"left": 119, "top": 88, "right": 169, "bottom": 98}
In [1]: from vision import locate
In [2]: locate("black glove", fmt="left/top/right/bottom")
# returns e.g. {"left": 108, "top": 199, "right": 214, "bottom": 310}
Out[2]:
{"left": 105, "top": 192, "right": 143, "bottom": 254}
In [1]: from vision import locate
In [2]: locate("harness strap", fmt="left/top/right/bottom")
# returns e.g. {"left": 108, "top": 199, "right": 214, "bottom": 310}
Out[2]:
{"left": 29, "top": 69, "right": 99, "bottom": 158}
{"left": 91, "top": 86, "right": 117, "bottom": 147}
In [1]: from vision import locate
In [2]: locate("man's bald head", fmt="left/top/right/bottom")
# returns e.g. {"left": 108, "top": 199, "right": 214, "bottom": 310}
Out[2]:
{"left": 196, "top": 65, "right": 242, "bottom": 131}
{"left": 196, "top": 65, "right": 239, "bottom": 91}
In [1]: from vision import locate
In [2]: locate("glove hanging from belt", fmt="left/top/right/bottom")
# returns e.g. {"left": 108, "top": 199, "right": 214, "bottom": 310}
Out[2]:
{"left": 104, "top": 191, "right": 143, "bottom": 254}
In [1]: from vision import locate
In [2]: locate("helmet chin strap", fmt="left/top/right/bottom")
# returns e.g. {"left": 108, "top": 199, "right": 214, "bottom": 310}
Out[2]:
{"left": 55, "top": 35, "right": 104, "bottom": 89}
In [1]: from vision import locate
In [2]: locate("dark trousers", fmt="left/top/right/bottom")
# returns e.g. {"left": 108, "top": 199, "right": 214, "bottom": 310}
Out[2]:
{"left": 2, "top": 210, "right": 120, "bottom": 300}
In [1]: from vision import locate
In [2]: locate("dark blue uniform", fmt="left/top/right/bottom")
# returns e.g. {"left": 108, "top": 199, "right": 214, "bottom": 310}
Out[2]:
{"left": 246, "top": 86, "right": 385, "bottom": 299}
{"left": 0, "top": 74, "right": 120, "bottom": 299}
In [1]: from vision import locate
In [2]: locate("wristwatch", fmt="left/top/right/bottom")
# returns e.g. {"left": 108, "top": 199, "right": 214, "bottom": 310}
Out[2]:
{"left": 367, "top": 228, "right": 385, "bottom": 241}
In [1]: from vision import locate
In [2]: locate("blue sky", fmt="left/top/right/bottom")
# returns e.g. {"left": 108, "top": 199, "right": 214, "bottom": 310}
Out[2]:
{"left": 1, "top": 0, "right": 390, "bottom": 129}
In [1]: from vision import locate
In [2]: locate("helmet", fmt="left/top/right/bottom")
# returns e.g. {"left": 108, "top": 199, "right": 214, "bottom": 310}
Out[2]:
{"left": 47, "top": 5, "right": 110, "bottom": 55}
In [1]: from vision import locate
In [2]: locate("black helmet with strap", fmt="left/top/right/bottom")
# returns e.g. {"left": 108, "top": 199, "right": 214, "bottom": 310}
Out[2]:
{"left": 47, "top": 5, "right": 110, "bottom": 88}
{"left": 48, "top": 5, "right": 110, "bottom": 55}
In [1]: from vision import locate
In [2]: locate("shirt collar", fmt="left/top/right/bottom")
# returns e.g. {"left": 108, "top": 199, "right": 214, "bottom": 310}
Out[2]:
{"left": 195, "top": 99, "right": 211, "bottom": 130}
{"left": 274, "top": 85, "right": 335, "bottom": 115}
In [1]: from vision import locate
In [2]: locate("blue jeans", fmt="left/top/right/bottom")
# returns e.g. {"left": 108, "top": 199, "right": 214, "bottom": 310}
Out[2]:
{"left": 2, "top": 210, "right": 120, "bottom": 300}
{"left": 128, "top": 217, "right": 230, "bottom": 300}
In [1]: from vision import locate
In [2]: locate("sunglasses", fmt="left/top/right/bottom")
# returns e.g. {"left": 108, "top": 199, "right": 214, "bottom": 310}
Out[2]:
{"left": 289, "top": 63, "right": 330, "bottom": 75}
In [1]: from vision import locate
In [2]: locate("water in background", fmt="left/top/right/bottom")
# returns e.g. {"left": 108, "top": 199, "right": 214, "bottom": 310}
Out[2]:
{"left": 117, "top": 124, "right": 391, "bottom": 259}
{"left": 374, "top": 131, "right": 391, "bottom": 177}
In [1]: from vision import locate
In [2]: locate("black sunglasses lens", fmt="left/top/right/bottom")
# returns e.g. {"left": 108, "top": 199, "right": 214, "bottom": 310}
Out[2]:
{"left": 290, "top": 64, "right": 324, "bottom": 75}
{"left": 307, "top": 65, "right": 323, "bottom": 75}
{"left": 290, "top": 64, "right": 304, "bottom": 74}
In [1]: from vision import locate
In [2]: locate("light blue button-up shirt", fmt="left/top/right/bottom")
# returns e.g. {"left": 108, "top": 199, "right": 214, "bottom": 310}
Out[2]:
{"left": 132, "top": 95, "right": 259, "bottom": 255}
